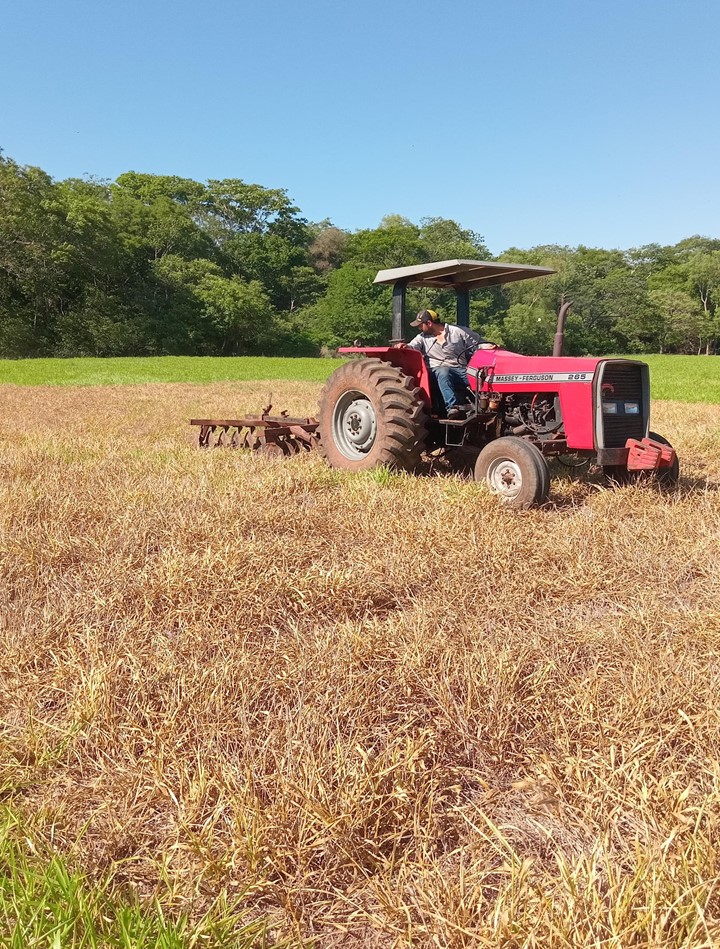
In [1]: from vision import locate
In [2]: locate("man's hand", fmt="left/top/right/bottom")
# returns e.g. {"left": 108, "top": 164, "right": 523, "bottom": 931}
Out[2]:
{"left": 392, "top": 341, "right": 408, "bottom": 349}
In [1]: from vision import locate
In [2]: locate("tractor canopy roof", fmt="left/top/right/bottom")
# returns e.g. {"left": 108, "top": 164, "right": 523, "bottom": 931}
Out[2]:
{"left": 373, "top": 259, "right": 556, "bottom": 291}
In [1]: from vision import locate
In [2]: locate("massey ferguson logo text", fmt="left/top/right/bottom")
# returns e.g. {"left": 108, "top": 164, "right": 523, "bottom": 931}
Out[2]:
{"left": 492, "top": 372, "right": 594, "bottom": 384}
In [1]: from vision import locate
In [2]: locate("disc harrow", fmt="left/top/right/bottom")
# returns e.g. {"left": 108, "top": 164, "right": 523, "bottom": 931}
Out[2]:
{"left": 190, "top": 404, "right": 319, "bottom": 457}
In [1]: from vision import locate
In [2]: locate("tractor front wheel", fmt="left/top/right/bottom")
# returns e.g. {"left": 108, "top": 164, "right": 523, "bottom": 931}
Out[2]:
{"left": 318, "top": 358, "right": 428, "bottom": 471}
{"left": 474, "top": 437, "right": 550, "bottom": 509}
{"left": 649, "top": 432, "right": 680, "bottom": 486}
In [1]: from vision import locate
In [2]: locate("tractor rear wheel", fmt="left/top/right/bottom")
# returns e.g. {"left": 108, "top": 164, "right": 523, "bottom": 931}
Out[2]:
{"left": 474, "top": 437, "right": 550, "bottom": 509}
{"left": 318, "top": 358, "right": 428, "bottom": 471}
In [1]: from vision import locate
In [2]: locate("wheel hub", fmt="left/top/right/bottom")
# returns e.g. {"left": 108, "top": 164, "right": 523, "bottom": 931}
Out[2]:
{"left": 333, "top": 392, "right": 377, "bottom": 458}
{"left": 488, "top": 458, "right": 522, "bottom": 497}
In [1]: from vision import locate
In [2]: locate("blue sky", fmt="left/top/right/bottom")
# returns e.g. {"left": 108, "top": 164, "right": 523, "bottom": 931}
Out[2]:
{"left": 3, "top": 0, "right": 719, "bottom": 255}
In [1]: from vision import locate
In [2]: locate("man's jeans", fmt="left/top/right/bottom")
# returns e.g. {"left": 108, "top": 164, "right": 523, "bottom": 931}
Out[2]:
{"left": 430, "top": 366, "right": 472, "bottom": 413}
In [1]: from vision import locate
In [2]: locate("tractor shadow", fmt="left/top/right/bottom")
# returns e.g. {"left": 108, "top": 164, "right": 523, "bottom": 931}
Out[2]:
{"left": 544, "top": 465, "right": 720, "bottom": 511}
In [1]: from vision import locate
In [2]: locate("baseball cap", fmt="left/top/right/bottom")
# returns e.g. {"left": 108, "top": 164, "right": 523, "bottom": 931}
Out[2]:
{"left": 410, "top": 308, "right": 441, "bottom": 327}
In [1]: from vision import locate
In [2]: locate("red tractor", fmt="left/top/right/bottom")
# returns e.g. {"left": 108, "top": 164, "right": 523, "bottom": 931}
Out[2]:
{"left": 316, "top": 259, "right": 679, "bottom": 508}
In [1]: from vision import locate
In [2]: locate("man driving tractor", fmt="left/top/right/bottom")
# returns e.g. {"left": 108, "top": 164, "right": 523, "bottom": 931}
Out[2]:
{"left": 395, "top": 308, "right": 484, "bottom": 418}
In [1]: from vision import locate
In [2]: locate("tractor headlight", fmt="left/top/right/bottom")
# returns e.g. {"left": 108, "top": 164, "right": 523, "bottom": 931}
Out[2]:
{"left": 624, "top": 402, "right": 640, "bottom": 414}
{"left": 602, "top": 402, "right": 618, "bottom": 415}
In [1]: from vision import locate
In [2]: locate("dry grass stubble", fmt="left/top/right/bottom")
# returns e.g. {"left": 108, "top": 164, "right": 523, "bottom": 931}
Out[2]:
{"left": 2, "top": 382, "right": 720, "bottom": 946}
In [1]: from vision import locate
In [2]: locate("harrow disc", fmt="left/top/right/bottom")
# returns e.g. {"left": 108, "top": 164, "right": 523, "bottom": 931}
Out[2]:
{"left": 216, "top": 427, "right": 232, "bottom": 448}
{"left": 242, "top": 429, "right": 262, "bottom": 451}
{"left": 259, "top": 441, "right": 288, "bottom": 458}
{"left": 282, "top": 437, "right": 303, "bottom": 456}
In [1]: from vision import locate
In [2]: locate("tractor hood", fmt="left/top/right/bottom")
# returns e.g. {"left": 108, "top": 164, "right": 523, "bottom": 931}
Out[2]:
{"left": 467, "top": 348, "right": 602, "bottom": 391}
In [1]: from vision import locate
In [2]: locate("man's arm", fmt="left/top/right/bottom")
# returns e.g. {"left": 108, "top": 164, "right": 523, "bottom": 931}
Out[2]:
{"left": 453, "top": 325, "right": 483, "bottom": 361}
{"left": 459, "top": 326, "right": 483, "bottom": 346}
{"left": 394, "top": 334, "right": 424, "bottom": 351}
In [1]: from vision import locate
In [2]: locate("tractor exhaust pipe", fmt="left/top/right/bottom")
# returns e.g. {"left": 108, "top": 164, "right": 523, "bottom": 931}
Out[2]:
{"left": 553, "top": 300, "right": 573, "bottom": 357}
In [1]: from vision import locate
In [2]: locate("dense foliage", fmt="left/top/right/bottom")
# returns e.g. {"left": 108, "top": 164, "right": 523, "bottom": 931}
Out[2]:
{"left": 1, "top": 153, "right": 719, "bottom": 358}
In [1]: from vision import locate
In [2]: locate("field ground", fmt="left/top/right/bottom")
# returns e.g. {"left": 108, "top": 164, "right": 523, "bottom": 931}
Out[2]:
{"left": 1, "top": 380, "right": 720, "bottom": 946}
{"left": 1, "top": 353, "right": 719, "bottom": 403}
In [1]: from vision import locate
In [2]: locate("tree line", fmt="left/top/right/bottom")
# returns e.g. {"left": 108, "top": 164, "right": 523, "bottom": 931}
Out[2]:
{"left": 1, "top": 152, "right": 719, "bottom": 359}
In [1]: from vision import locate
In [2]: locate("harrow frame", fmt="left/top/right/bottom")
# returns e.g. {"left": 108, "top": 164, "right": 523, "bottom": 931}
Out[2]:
{"left": 190, "top": 404, "right": 319, "bottom": 457}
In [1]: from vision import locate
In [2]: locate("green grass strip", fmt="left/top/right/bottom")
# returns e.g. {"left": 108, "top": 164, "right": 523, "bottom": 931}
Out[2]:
{"left": 0, "top": 356, "right": 342, "bottom": 387}
{"left": 0, "top": 354, "right": 718, "bottom": 404}
{"left": 633, "top": 354, "right": 720, "bottom": 403}
{"left": 0, "top": 809, "right": 274, "bottom": 949}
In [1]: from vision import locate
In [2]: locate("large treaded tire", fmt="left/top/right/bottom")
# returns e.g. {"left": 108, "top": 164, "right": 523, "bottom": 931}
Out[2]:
{"left": 317, "top": 358, "right": 428, "bottom": 471}
{"left": 474, "top": 436, "right": 550, "bottom": 509}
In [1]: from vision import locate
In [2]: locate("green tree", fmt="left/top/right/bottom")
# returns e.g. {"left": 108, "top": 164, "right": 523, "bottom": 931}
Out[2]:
{"left": 687, "top": 251, "right": 720, "bottom": 353}
{"left": 625, "top": 242, "right": 676, "bottom": 277}
{"left": 55, "top": 289, "right": 148, "bottom": 357}
{"left": 648, "top": 288, "right": 703, "bottom": 353}
{"left": 344, "top": 218, "right": 424, "bottom": 269}
{"left": 111, "top": 172, "right": 206, "bottom": 208}
{"left": 673, "top": 235, "right": 720, "bottom": 260}
{"left": 111, "top": 173, "right": 214, "bottom": 262}
{"left": 502, "top": 303, "right": 557, "bottom": 355}
{"left": 0, "top": 157, "right": 74, "bottom": 354}
{"left": 303, "top": 263, "right": 390, "bottom": 349}
{"left": 598, "top": 268, "right": 659, "bottom": 353}
{"left": 419, "top": 217, "right": 489, "bottom": 261}
{"left": 223, "top": 231, "right": 322, "bottom": 312}
{"left": 202, "top": 179, "right": 301, "bottom": 240}
{"left": 196, "top": 275, "right": 276, "bottom": 354}
{"left": 149, "top": 255, "right": 224, "bottom": 353}
{"left": 308, "top": 224, "right": 348, "bottom": 273}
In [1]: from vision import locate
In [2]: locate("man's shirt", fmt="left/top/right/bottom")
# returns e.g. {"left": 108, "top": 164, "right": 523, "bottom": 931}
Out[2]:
{"left": 407, "top": 324, "right": 482, "bottom": 370}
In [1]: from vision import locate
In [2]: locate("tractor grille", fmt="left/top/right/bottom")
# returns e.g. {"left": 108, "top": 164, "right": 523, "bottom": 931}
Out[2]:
{"left": 601, "top": 362, "right": 646, "bottom": 447}
{"left": 604, "top": 414, "right": 646, "bottom": 447}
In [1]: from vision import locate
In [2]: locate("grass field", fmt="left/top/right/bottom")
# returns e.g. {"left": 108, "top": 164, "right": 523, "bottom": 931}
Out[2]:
{"left": 639, "top": 355, "right": 720, "bottom": 403}
{"left": 0, "top": 353, "right": 719, "bottom": 403}
{"left": 1, "top": 378, "right": 720, "bottom": 946}
{"left": 0, "top": 355, "right": 337, "bottom": 387}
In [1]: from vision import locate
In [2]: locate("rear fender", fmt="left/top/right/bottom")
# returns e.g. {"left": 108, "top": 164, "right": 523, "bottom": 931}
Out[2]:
{"left": 338, "top": 346, "right": 432, "bottom": 404}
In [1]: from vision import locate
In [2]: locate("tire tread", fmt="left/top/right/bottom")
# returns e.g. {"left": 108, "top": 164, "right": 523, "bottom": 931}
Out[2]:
{"left": 317, "top": 358, "right": 429, "bottom": 471}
